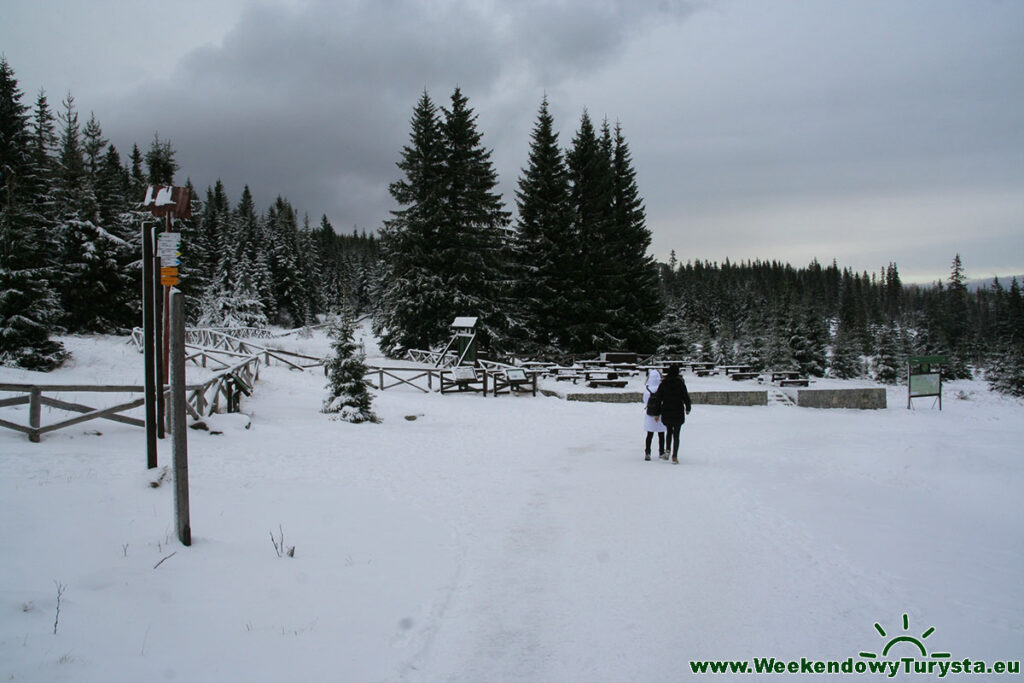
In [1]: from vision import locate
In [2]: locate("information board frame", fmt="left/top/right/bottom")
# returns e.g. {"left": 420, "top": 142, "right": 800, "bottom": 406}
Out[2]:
{"left": 907, "top": 355, "right": 947, "bottom": 410}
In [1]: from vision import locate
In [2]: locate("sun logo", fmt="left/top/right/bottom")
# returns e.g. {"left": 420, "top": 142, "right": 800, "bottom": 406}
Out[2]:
{"left": 859, "top": 614, "right": 951, "bottom": 660}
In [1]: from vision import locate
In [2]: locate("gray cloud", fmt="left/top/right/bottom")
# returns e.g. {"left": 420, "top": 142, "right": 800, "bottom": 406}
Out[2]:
{"left": 94, "top": 0, "right": 697, "bottom": 232}
{"left": 3, "top": 0, "right": 1021, "bottom": 282}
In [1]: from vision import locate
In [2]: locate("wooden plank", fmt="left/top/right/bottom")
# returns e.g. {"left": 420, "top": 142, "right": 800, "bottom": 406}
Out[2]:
{"left": 36, "top": 398, "right": 147, "bottom": 435}
{"left": 0, "top": 416, "right": 33, "bottom": 435}
{"left": 0, "top": 395, "right": 30, "bottom": 409}
{"left": 0, "top": 383, "right": 146, "bottom": 392}
{"left": 39, "top": 396, "right": 146, "bottom": 427}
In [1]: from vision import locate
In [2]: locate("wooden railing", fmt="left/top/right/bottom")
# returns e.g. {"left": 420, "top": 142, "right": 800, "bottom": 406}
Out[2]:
{"left": 363, "top": 366, "right": 442, "bottom": 393}
{"left": 132, "top": 327, "right": 327, "bottom": 373}
{"left": 0, "top": 383, "right": 146, "bottom": 443}
{"left": 0, "top": 355, "right": 262, "bottom": 442}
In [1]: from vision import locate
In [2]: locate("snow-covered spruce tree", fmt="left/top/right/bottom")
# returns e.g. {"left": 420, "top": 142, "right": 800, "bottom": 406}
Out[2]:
{"left": 378, "top": 88, "right": 512, "bottom": 356}
{"left": 376, "top": 90, "right": 447, "bottom": 355}
{"left": 196, "top": 265, "right": 269, "bottom": 330}
{"left": 564, "top": 111, "right": 617, "bottom": 352}
{"left": 789, "top": 308, "right": 827, "bottom": 377}
{"left": 52, "top": 97, "right": 135, "bottom": 333}
{"left": 987, "top": 341, "right": 1024, "bottom": 397}
{"left": 322, "top": 316, "right": 378, "bottom": 423}
{"left": 0, "top": 58, "right": 68, "bottom": 369}
{"left": 437, "top": 87, "right": 514, "bottom": 351}
{"left": 873, "top": 322, "right": 901, "bottom": 384}
{"left": 829, "top": 325, "right": 864, "bottom": 379}
{"left": 608, "top": 121, "right": 660, "bottom": 351}
{"left": 513, "top": 96, "right": 576, "bottom": 354}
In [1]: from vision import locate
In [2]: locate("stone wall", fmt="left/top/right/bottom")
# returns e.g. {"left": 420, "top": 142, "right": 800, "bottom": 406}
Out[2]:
{"left": 688, "top": 391, "right": 768, "bottom": 407}
{"left": 795, "top": 388, "right": 887, "bottom": 410}
{"left": 558, "top": 390, "right": 767, "bottom": 406}
{"left": 561, "top": 391, "right": 642, "bottom": 403}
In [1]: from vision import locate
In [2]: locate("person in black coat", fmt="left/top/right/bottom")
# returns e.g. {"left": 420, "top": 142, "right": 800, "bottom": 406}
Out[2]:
{"left": 652, "top": 364, "right": 691, "bottom": 464}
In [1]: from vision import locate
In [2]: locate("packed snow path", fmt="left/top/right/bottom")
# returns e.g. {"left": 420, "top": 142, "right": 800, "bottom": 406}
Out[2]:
{"left": 1, "top": 341, "right": 1021, "bottom": 681}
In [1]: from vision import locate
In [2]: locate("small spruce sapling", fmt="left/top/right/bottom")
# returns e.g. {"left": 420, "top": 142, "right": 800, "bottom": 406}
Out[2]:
{"left": 322, "top": 316, "right": 379, "bottom": 423}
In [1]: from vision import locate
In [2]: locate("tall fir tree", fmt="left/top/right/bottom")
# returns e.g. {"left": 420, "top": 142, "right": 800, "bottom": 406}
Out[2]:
{"left": 609, "top": 120, "right": 660, "bottom": 350}
{"left": 144, "top": 133, "right": 178, "bottom": 186}
{"left": 53, "top": 100, "right": 133, "bottom": 332}
{"left": 564, "top": 110, "right": 616, "bottom": 351}
{"left": 0, "top": 58, "right": 67, "bottom": 368}
{"left": 437, "top": 87, "right": 513, "bottom": 350}
{"left": 513, "top": 96, "right": 575, "bottom": 353}
{"left": 377, "top": 90, "right": 453, "bottom": 354}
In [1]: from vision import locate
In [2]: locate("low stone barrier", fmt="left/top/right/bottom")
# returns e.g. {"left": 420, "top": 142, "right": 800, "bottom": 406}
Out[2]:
{"left": 560, "top": 391, "right": 642, "bottom": 403}
{"left": 688, "top": 391, "right": 768, "bottom": 407}
{"left": 795, "top": 388, "right": 887, "bottom": 410}
{"left": 553, "top": 390, "right": 767, "bottom": 406}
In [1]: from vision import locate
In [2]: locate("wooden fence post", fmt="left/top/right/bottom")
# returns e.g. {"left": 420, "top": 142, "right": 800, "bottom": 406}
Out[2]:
{"left": 169, "top": 289, "right": 192, "bottom": 546}
{"left": 29, "top": 387, "right": 41, "bottom": 443}
{"left": 142, "top": 224, "right": 159, "bottom": 468}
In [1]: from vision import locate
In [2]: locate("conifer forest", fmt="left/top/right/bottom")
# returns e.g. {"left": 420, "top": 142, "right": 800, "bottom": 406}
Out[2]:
{"left": 1, "top": 58, "right": 1021, "bottom": 395}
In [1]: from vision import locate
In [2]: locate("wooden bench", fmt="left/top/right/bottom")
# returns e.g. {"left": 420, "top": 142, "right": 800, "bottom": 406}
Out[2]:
{"left": 549, "top": 367, "right": 581, "bottom": 383}
{"left": 770, "top": 371, "right": 802, "bottom": 382}
{"left": 695, "top": 369, "right": 719, "bottom": 377}
{"left": 778, "top": 378, "right": 809, "bottom": 387}
{"left": 731, "top": 372, "right": 761, "bottom": 381}
{"left": 583, "top": 370, "right": 623, "bottom": 383}
{"left": 587, "top": 380, "right": 628, "bottom": 389}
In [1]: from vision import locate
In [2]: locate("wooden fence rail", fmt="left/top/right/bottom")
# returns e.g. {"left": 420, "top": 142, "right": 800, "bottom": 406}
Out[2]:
{"left": 363, "top": 366, "right": 442, "bottom": 393}
{"left": 0, "top": 355, "right": 262, "bottom": 442}
{"left": 0, "top": 384, "right": 147, "bottom": 443}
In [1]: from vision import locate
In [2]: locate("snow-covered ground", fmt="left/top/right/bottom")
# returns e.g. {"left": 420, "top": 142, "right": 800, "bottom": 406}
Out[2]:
{"left": 1, "top": 329, "right": 1021, "bottom": 682}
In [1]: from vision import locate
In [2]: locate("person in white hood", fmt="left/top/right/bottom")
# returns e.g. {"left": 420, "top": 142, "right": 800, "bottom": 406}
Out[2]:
{"left": 642, "top": 369, "right": 667, "bottom": 461}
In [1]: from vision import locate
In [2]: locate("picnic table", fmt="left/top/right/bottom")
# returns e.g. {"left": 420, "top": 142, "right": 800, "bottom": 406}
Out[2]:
{"left": 689, "top": 362, "right": 716, "bottom": 372}
{"left": 583, "top": 369, "right": 630, "bottom": 388}
{"left": 583, "top": 369, "right": 622, "bottom": 382}
{"left": 548, "top": 366, "right": 582, "bottom": 382}
{"left": 769, "top": 370, "right": 809, "bottom": 386}
{"left": 730, "top": 371, "right": 761, "bottom": 381}
{"left": 770, "top": 370, "right": 802, "bottom": 382}
{"left": 721, "top": 365, "right": 754, "bottom": 376}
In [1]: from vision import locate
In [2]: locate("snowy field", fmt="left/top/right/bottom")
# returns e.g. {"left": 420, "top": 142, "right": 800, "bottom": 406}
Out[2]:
{"left": 1, "top": 330, "right": 1022, "bottom": 682}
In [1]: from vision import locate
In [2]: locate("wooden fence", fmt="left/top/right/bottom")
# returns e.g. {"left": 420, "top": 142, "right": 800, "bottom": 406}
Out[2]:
{"left": 0, "top": 355, "right": 262, "bottom": 442}
{"left": 0, "top": 383, "right": 146, "bottom": 443}
{"left": 363, "top": 366, "right": 442, "bottom": 393}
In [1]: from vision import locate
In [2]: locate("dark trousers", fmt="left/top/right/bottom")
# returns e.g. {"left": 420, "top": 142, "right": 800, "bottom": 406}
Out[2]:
{"left": 645, "top": 431, "right": 665, "bottom": 454}
{"left": 664, "top": 422, "right": 682, "bottom": 457}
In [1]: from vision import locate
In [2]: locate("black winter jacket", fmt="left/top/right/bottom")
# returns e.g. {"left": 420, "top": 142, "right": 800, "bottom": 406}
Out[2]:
{"left": 654, "top": 376, "right": 692, "bottom": 426}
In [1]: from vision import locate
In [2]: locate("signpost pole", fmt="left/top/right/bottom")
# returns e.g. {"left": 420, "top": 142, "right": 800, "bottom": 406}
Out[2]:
{"left": 143, "top": 186, "right": 190, "bottom": 447}
{"left": 142, "top": 223, "right": 159, "bottom": 469}
{"left": 169, "top": 288, "right": 192, "bottom": 546}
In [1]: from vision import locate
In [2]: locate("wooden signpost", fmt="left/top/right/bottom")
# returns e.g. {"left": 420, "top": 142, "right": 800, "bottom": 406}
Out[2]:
{"left": 142, "top": 187, "right": 193, "bottom": 546}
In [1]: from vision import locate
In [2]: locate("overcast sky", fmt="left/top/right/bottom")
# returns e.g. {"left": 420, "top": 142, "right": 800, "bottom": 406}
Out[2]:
{"left": 3, "top": 0, "right": 1022, "bottom": 283}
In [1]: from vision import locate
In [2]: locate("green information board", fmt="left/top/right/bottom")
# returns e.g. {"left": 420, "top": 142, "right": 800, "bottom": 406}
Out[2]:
{"left": 907, "top": 355, "right": 946, "bottom": 410}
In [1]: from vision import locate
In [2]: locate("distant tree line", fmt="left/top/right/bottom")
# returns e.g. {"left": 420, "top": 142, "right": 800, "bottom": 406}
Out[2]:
{"left": 656, "top": 253, "right": 1023, "bottom": 394}
{"left": 178, "top": 183, "right": 379, "bottom": 329}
